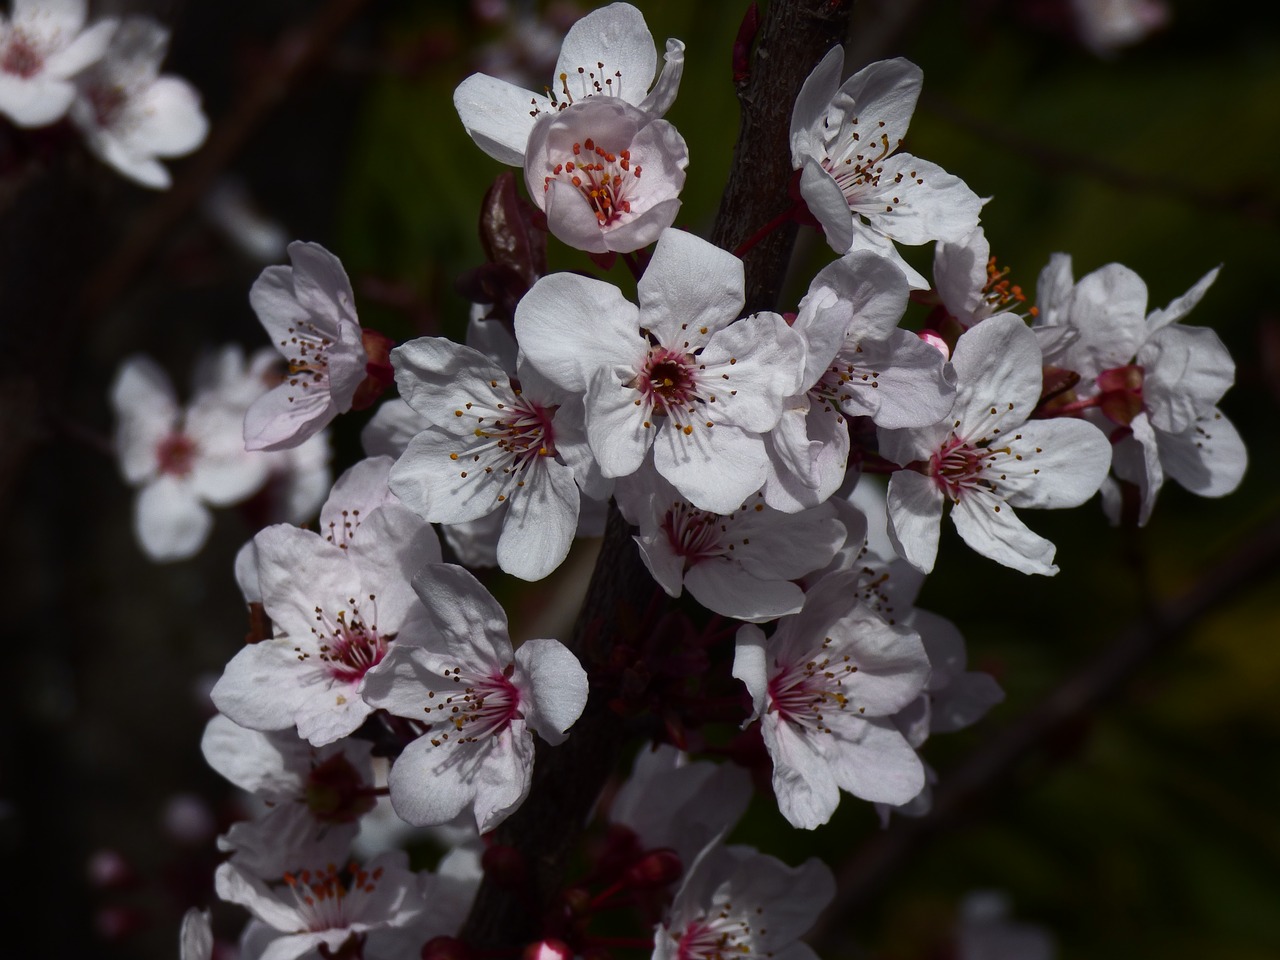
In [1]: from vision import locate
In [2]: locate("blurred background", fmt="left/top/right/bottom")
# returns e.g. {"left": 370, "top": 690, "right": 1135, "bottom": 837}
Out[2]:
{"left": 1, "top": 0, "right": 1278, "bottom": 957}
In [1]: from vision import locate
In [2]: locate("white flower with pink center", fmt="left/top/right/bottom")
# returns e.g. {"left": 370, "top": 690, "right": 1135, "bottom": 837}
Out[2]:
{"left": 880, "top": 314, "right": 1112, "bottom": 576}
{"left": 111, "top": 353, "right": 271, "bottom": 561}
{"left": 211, "top": 457, "right": 442, "bottom": 746}
{"left": 653, "top": 844, "right": 834, "bottom": 960}
{"left": 215, "top": 851, "right": 425, "bottom": 960}
{"left": 0, "top": 0, "right": 116, "bottom": 127}
{"left": 515, "top": 228, "right": 807, "bottom": 514}
{"left": 615, "top": 467, "right": 845, "bottom": 623}
{"left": 790, "top": 47, "right": 982, "bottom": 288}
{"left": 733, "top": 569, "right": 931, "bottom": 829}
{"left": 362, "top": 563, "right": 588, "bottom": 832}
{"left": 245, "top": 241, "right": 369, "bottom": 452}
{"left": 453, "top": 1, "right": 684, "bottom": 167}
{"left": 1033, "top": 257, "right": 1245, "bottom": 525}
{"left": 69, "top": 16, "right": 208, "bottom": 189}
{"left": 387, "top": 337, "right": 589, "bottom": 581}
{"left": 525, "top": 95, "right": 688, "bottom": 253}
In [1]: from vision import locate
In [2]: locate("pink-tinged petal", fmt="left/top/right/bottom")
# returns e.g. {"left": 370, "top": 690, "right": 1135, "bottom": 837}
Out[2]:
{"left": 695, "top": 312, "right": 807, "bottom": 431}
{"left": 410, "top": 562, "right": 513, "bottom": 668}
{"left": 585, "top": 366, "right": 652, "bottom": 478}
{"left": 293, "top": 684, "right": 374, "bottom": 747}
{"left": 831, "top": 57, "right": 923, "bottom": 150}
{"left": 933, "top": 227, "right": 990, "bottom": 321}
{"left": 886, "top": 469, "right": 944, "bottom": 574}
{"left": 0, "top": 75, "right": 74, "bottom": 126}
{"left": 790, "top": 45, "right": 844, "bottom": 161}
{"left": 1003, "top": 418, "right": 1111, "bottom": 509}
{"left": 821, "top": 715, "right": 924, "bottom": 805}
{"left": 496, "top": 459, "right": 579, "bottom": 581}
{"left": 211, "top": 641, "right": 313, "bottom": 734}
{"left": 43, "top": 17, "right": 116, "bottom": 77}
{"left": 360, "top": 644, "right": 453, "bottom": 719}
{"left": 554, "top": 2, "right": 657, "bottom": 107}
{"left": 514, "top": 637, "right": 588, "bottom": 745}
{"left": 111, "top": 355, "right": 178, "bottom": 482}
{"left": 950, "top": 314, "right": 1043, "bottom": 435}
{"left": 855, "top": 154, "right": 982, "bottom": 246}
{"left": 249, "top": 264, "right": 311, "bottom": 343}
{"left": 600, "top": 196, "right": 682, "bottom": 253}
{"left": 1159, "top": 407, "right": 1247, "bottom": 498}
{"left": 253, "top": 525, "right": 360, "bottom": 636}
{"left": 361, "top": 398, "right": 426, "bottom": 458}
{"left": 637, "top": 37, "right": 684, "bottom": 116}
{"left": 735, "top": 500, "right": 844, "bottom": 580}
{"left": 654, "top": 421, "right": 768, "bottom": 515}
{"left": 199, "top": 715, "right": 311, "bottom": 794}
{"left": 841, "top": 330, "right": 956, "bottom": 429}
{"left": 284, "top": 241, "right": 358, "bottom": 329}
{"left": 319, "top": 455, "right": 395, "bottom": 535}
{"left": 1146, "top": 265, "right": 1220, "bottom": 332}
{"left": 542, "top": 178, "right": 610, "bottom": 254}
{"left": 243, "top": 381, "right": 335, "bottom": 452}
{"left": 638, "top": 229, "right": 744, "bottom": 345}
{"left": 390, "top": 430, "right": 505, "bottom": 524}
{"left": 135, "top": 477, "right": 211, "bottom": 560}
{"left": 846, "top": 219, "right": 930, "bottom": 289}
{"left": 877, "top": 421, "right": 949, "bottom": 468}
{"left": 345, "top": 503, "right": 441, "bottom": 627}
{"left": 803, "top": 249, "right": 911, "bottom": 346}
{"left": 123, "top": 75, "right": 207, "bottom": 157}
{"left": 453, "top": 72, "right": 541, "bottom": 166}
{"left": 799, "top": 157, "right": 854, "bottom": 253}
{"left": 1063, "top": 263, "right": 1148, "bottom": 375}
{"left": 951, "top": 491, "right": 1058, "bottom": 575}
{"left": 762, "top": 716, "right": 841, "bottom": 830}
{"left": 470, "top": 726, "right": 536, "bottom": 832}
{"left": 633, "top": 534, "right": 685, "bottom": 598}
{"left": 1140, "top": 324, "right": 1235, "bottom": 433}
{"left": 515, "top": 273, "right": 642, "bottom": 392}
{"left": 685, "top": 561, "right": 805, "bottom": 622}
{"left": 732, "top": 624, "right": 770, "bottom": 719}
{"left": 385, "top": 727, "right": 509, "bottom": 828}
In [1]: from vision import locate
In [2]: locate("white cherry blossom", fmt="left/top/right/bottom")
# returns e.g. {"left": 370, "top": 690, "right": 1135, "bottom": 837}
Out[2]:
{"left": 69, "top": 16, "right": 207, "bottom": 188}
{"left": 211, "top": 457, "right": 442, "bottom": 746}
{"left": 0, "top": 0, "right": 116, "bottom": 127}
{"left": 245, "top": 241, "right": 368, "bottom": 452}
{"left": 111, "top": 354, "right": 270, "bottom": 561}
{"left": 790, "top": 46, "right": 982, "bottom": 288}
{"left": 453, "top": 1, "right": 684, "bottom": 167}
{"left": 201, "top": 715, "right": 377, "bottom": 879}
{"left": 653, "top": 844, "right": 834, "bottom": 960}
{"left": 881, "top": 314, "right": 1112, "bottom": 575}
{"left": 615, "top": 467, "right": 845, "bottom": 623}
{"left": 179, "top": 908, "right": 212, "bottom": 960}
{"left": 516, "top": 228, "right": 807, "bottom": 514}
{"left": 1034, "top": 258, "right": 1245, "bottom": 524}
{"left": 388, "top": 337, "right": 586, "bottom": 581}
{"left": 733, "top": 569, "right": 931, "bottom": 829}
{"left": 525, "top": 95, "right": 688, "bottom": 253}
{"left": 361, "top": 563, "right": 588, "bottom": 832}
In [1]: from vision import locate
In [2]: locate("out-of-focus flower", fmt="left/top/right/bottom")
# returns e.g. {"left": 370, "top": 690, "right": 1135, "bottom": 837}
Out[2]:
{"left": 0, "top": 0, "right": 116, "bottom": 127}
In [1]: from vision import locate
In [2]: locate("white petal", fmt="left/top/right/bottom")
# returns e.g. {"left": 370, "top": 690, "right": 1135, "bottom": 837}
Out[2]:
{"left": 638, "top": 229, "right": 744, "bottom": 345}
{"left": 135, "top": 477, "right": 212, "bottom": 560}
{"left": 685, "top": 561, "right": 805, "bottom": 622}
{"left": 495, "top": 459, "right": 579, "bottom": 581}
{"left": 452, "top": 72, "right": 540, "bottom": 166}
{"left": 886, "top": 469, "right": 944, "bottom": 574}
{"left": 1002, "top": 417, "right": 1112, "bottom": 509}
{"left": 951, "top": 491, "right": 1058, "bottom": 575}
{"left": 1159, "top": 407, "right": 1247, "bottom": 498}
{"left": 514, "top": 638, "right": 588, "bottom": 745}
{"left": 1140, "top": 324, "right": 1235, "bottom": 433}
{"left": 950, "top": 314, "right": 1043, "bottom": 435}
{"left": 554, "top": 2, "right": 657, "bottom": 107}
{"left": 822, "top": 715, "right": 925, "bottom": 805}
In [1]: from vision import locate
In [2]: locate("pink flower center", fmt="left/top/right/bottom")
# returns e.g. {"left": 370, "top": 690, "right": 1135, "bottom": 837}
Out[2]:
{"left": 661, "top": 501, "right": 725, "bottom": 567}
{"left": 930, "top": 435, "right": 999, "bottom": 502}
{"left": 84, "top": 82, "right": 128, "bottom": 129}
{"left": 421, "top": 664, "right": 522, "bottom": 746}
{"left": 279, "top": 320, "right": 333, "bottom": 401}
{"left": 631, "top": 346, "right": 710, "bottom": 433}
{"left": 301, "top": 601, "right": 388, "bottom": 685}
{"left": 767, "top": 639, "right": 860, "bottom": 733}
{"left": 822, "top": 120, "right": 906, "bottom": 210}
{"left": 450, "top": 392, "right": 559, "bottom": 504}
{"left": 1, "top": 33, "right": 43, "bottom": 79}
{"left": 282, "top": 862, "right": 383, "bottom": 933}
{"left": 543, "top": 137, "right": 641, "bottom": 227}
{"left": 1094, "top": 363, "right": 1145, "bottom": 426}
{"left": 674, "top": 912, "right": 760, "bottom": 960}
{"left": 156, "top": 433, "right": 198, "bottom": 477}
{"left": 304, "top": 753, "right": 377, "bottom": 824}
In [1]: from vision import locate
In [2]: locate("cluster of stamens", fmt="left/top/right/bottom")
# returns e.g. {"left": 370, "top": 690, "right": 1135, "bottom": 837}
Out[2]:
{"left": 768, "top": 637, "right": 861, "bottom": 734}
{"left": 528, "top": 60, "right": 627, "bottom": 117}
{"left": 421, "top": 664, "right": 521, "bottom": 747}
{"left": 982, "top": 256, "right": 1037, "bottom": 317}
{"left": 155, "top": 432, "right": 198, "bottom": 477}
{"left": 449, "top": 391, "right": 557, "bottom": 504}
{"left": 811, "top": 351, "right": 880, "bottom": 413}
{"left": 822, "top": 115, "right": 913, "bottom": 212}
{"left": 296, "top": 598, "right": 387, "bottom": 684}
{"left": 674, "top": 907, "right": 762, "bottom": 960}
{"left": 631, "top": 343, "right": 718, "bottom": 435}
{"left": 278, "top": 320, "right": 333, "bottom": 403}
{"left": 661, "top": 496, "right": 764, "bottom": 570}
{"left": 324, "top": 508, "right": 363, "bottom": 550}
{"left": 281, "top": 862, "right": 383, "bottom": 932}
{"left": 544, "top": 138, "right": 641, "bottom": 226}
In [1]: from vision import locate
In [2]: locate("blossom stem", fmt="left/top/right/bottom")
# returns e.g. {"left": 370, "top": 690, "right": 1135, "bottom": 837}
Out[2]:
{"left": 731, "top": 203, "right": 802, "bottom": 259}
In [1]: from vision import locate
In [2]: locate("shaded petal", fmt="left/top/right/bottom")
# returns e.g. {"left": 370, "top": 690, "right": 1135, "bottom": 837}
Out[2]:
{"left": 514, "top": 638, "right": 588, "bottom": 745}
{"left": 886, "top": 469, "right": 944, "bottom": 574}
{"left": 951, "top": 491, "right": 1058, "bottom": 575}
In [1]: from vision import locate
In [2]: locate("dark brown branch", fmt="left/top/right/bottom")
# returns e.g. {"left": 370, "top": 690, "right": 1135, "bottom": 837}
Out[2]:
{"left": 460, "top": 0, "right": 853, "bottom": 946}
{"left": 810, "top": 511, "right": 1280, "bottom": 946}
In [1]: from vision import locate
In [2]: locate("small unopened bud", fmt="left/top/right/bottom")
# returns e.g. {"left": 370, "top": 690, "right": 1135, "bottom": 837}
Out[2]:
{"left": 623, "top": 848, "right": 682, "bottom": 889}
{"left": 523, "top": 938, "right": 573, "bottom": 960}
{"left": 422, "top": 935, "right": 472, "bottom": 960}
{"left": 482, "top": 843, "right": 527, "bottom": 888}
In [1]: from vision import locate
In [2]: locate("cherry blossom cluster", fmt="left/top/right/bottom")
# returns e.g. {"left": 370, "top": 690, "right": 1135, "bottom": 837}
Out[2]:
{"left": 96, "top": 3, "right": 1245, "bottom": 958}
{"left": 0, "top": 0, "right": 207, "bottom": 186}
